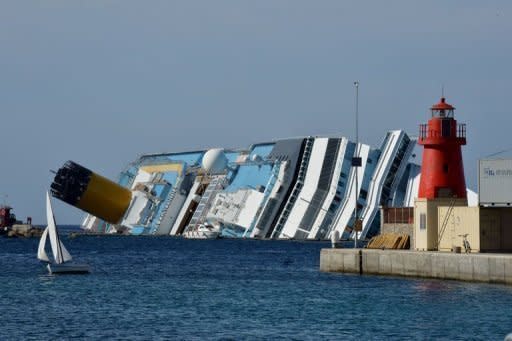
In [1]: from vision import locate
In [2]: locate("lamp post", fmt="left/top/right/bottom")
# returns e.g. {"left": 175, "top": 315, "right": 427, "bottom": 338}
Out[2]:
{"left": 353, "top": 81, "right": 360, "bottom": 248}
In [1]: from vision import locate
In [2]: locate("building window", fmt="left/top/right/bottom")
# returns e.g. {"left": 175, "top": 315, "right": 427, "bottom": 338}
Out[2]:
{"left": 420, "top": 213, "right": 426, "bottom": 230}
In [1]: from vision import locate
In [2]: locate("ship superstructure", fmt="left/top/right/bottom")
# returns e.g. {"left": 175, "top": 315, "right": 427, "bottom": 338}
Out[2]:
{"left": 67, "top": 130, "right": 419, "bottom": 240}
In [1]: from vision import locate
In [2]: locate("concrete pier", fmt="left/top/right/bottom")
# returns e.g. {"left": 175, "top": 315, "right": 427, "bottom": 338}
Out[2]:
{"left": 320, "top": 248, "right": 512, "bottom": 285}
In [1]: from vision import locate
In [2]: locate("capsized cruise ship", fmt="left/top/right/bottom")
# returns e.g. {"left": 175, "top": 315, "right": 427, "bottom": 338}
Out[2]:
{"left": 51, "top": 130, "right": 422, "bottom": 240}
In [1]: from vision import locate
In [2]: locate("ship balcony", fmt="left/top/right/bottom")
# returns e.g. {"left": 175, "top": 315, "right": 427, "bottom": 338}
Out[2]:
{"left": 418, "top": 123, "right": 466, "bottom": 145}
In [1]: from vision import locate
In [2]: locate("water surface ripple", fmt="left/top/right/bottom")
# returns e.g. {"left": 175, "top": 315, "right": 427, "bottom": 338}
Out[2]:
{"left": 1, "top": 234, "right": 511, "bottom": 340}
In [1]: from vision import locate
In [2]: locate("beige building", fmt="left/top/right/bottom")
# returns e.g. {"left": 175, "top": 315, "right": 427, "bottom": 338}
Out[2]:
{"left": 414, "top": 198, "right": 467, "bottom": 251}
{"left": 437, "top": 206, "right": 512, "bottom": 252}
{"left": 413, "top": 196, "right": 512, "bottom": 252}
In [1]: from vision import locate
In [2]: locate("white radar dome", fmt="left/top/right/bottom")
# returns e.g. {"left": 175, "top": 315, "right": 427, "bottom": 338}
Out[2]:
{"left": 202, "top": 148, "right": 228, "bottom": 174}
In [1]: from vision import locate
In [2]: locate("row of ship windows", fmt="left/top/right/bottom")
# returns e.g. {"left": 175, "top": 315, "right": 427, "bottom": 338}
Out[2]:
{"left": 274, "top": 144, "right": 313, "bottom": 232}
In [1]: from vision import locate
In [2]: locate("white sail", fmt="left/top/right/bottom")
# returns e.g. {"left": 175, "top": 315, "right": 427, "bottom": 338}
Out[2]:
{"left": 59, "top": 240, "right": 72, "bottom": 263}
{"left": 46, "top": 192, "right": 72, "bottom": 264}
{"left": 37, "top": 226, "right": 50, "bottom": 262}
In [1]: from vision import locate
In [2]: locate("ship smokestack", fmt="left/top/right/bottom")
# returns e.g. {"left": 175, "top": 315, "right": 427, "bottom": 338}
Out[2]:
{"left": 50, "top": 161, "right": 132, "bottom": 224}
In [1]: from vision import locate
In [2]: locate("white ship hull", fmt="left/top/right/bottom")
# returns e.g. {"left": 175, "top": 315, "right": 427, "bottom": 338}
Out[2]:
{"left": 67, "top": 131, "right": 434, "bottom": 240}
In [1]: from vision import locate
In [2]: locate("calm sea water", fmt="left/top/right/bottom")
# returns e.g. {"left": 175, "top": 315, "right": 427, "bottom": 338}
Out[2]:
{"left": 1, "top": 228, "right": 511, "bottom": 340}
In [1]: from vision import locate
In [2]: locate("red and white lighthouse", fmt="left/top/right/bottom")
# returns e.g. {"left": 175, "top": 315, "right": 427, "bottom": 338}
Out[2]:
{"left": 418, "top": 97, "right": 467, "bottom": 199}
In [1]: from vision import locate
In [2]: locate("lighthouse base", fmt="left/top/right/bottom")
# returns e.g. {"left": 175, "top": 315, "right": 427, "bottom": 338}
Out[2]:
{"left": 414, "top": 198, "right": 468, "bottom": 251}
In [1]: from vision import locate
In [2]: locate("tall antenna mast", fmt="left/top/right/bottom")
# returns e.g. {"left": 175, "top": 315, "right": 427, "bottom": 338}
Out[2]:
{"left": 353, "top": 81, "right": 361, "bottom": 248}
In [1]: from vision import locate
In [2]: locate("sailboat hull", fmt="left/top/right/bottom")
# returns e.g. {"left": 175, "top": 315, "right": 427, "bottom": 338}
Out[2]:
{"left": 47, "top": 263, "right": 90, "bottom": 275}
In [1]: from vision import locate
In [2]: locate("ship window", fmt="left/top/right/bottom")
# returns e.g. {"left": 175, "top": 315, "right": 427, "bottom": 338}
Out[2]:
{"left": 420, "top": 213, "right": 426, "bottom": 230}
{"left": 360, "top": 189, "right": 368, "bottom": 200}
{"left": 443, "top": 164, "right": 449, "bottom": 174}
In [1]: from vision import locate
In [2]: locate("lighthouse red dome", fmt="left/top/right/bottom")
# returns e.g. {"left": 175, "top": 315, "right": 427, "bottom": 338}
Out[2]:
{"left": 431, "top": 97, "right": 455, "bottom": 111}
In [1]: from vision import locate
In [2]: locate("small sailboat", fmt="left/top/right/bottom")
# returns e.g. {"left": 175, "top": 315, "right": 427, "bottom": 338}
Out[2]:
{"left": 37, "top": 192, "right": 90, "bottom": 275}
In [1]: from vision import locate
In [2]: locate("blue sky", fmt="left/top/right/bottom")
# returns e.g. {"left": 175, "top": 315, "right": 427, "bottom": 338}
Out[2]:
{"left": 1, "top": 1, "right": 510, "bottom": 223}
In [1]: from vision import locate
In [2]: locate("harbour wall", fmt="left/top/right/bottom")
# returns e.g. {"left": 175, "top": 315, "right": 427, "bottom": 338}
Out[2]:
{"left": 320, "top": 248, "right": 512, "bottom": 285}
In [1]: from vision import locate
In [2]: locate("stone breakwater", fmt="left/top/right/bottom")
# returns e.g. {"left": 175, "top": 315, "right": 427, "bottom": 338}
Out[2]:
{"left": 3, "top": 224, "right": 43, "bottom": 238}
{"left": 320, "top": 248, "right": 512, "bottom": 285}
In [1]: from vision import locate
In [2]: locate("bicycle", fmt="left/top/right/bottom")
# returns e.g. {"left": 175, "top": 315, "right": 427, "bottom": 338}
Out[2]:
{"left": 458, "top": 233, "right": 471, "bottom": 253}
